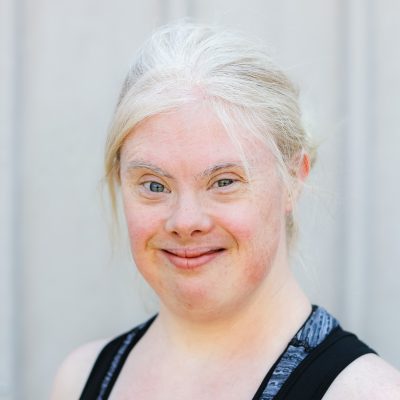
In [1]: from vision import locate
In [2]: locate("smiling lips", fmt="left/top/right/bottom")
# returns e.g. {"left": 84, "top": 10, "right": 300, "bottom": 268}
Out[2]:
{"left": 161, "top": 247, "right": 224, "bottom": 270}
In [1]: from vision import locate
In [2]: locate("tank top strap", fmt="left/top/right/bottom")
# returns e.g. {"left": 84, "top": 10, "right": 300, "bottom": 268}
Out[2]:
{"left": 253, "top": 305, "right": 340, "bottom": 399}
{"left": 272, "top": 326, "right": 377, "bottom": 400}
{"left": 79, "top": 315, "right": 156, "bottom": 400}
{"left": 253, "top": 306, "right": 376, "bottom": 399}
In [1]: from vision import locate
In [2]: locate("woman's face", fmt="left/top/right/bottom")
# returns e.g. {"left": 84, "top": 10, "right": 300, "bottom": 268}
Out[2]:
{"left": 119, "top": 104, "right": 292, "bottom": 320}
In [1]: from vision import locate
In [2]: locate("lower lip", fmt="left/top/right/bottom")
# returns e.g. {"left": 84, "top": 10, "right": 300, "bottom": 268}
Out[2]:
{"left": 161, "top": 250, "right": 223, "bottom": 270}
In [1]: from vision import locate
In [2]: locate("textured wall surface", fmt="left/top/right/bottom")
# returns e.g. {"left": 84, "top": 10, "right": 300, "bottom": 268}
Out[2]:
{"left": 1, "top": 0, "right": 399, "bottom": 398}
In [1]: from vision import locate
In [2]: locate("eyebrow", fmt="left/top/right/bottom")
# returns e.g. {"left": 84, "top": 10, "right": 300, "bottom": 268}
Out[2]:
{"left": 125, "top": 160, "right": 245, "bottom": 179}
{"left": 125, "top": 161, "right": 173, "bottom": 179}
{"left": 200, "top": 162, "right": 245, "bottom": 178}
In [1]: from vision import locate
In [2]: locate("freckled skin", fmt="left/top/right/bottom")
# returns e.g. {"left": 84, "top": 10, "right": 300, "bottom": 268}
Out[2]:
{"left": 119, "top": 103, "right": 291, "bottom": 321}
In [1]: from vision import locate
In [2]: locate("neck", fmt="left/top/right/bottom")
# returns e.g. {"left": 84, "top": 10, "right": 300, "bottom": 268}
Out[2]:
{"left": 153, "top": 271, "right": 311, "bottom": 362}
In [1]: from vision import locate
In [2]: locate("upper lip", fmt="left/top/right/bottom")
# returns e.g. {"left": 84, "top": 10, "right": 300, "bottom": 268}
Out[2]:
{"left": 162, "top": 247, "right": 224, "bottom": 258}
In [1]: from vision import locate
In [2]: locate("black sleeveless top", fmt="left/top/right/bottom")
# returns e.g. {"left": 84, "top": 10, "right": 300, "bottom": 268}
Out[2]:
{"left": 80, "top": 306, "right": 376, "bottom": 400}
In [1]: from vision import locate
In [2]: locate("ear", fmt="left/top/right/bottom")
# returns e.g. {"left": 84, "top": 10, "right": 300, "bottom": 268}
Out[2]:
{"left": 285, "top": 152, "right": 311, "bottom": 213}
{"left": 296, "top": 151, "right": 311, "bottom": 182}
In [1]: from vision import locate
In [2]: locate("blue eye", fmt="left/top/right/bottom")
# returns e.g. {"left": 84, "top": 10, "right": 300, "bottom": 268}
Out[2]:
{"left": 216, "top": 178, "right": 234, "bottom": 187}
{"left": 144, "top": 181, "right": 167, "bottom": 192}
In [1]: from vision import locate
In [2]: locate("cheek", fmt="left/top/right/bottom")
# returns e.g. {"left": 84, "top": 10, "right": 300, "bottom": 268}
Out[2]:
{"left": 227, "top": 195, "right": 285, "bottom": 280}
{"left": 123, "top": 203, "right": 160, "bottom": 253}
{"left": 216, "top": 205, "right": 259, "bottom": 242}
{"left": 124, "top": 205, "right": 163, "bottom": 286}
{"left": 220, "top": 193, "right": 285, "bottom": 243}
{"left": 238, "top": 233, "right": 282, "bottom": 293}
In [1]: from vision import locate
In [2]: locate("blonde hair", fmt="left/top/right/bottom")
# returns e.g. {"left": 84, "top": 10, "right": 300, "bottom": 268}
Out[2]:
{"left": 105, "top": 21, "right": 317, "bottom": 246}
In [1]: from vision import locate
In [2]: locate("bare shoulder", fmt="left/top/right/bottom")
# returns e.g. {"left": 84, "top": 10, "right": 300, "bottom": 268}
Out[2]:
{"left": 50, "top": 339, "right": 108, "bottom": 400}
{"left": 323, "top": 354, "right": 400, "bottom": 400}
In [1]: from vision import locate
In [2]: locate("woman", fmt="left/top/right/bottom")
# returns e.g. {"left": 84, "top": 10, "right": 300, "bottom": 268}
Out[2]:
{"left": 51, "top": 22, "right": 400, "bottom": 399}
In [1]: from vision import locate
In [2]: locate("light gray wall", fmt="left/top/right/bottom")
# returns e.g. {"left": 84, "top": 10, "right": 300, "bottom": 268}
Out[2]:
{"left": 1, "top": 1, "right": 399, "bottom": 399}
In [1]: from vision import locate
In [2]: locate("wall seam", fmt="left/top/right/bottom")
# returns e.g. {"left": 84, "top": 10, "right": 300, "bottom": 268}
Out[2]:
{"left": 11, "top": 0, "right": 25, "bottom": 398}
{"left": 341, "top": 0, "right": 374, "bottom": 333}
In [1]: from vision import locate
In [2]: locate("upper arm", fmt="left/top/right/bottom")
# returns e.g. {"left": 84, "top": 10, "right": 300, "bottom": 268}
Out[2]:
{"left": 50, "top": 339, "right": 107, "bottom": 400}
{"left": 323, "top": 354, "right": 400, "bottom": 400}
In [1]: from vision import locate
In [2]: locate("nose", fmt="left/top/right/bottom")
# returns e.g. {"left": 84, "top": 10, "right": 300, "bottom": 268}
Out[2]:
{"left": 164, "top": 192, "right": 213, "bottom": 239}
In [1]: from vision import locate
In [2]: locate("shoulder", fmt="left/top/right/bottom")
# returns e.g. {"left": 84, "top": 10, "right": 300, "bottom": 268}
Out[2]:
{"left": 323, "top": 354, "right": 400, "bottom": 400}
{"left": 50, "top": 339, "right": 108, "bottom": 400}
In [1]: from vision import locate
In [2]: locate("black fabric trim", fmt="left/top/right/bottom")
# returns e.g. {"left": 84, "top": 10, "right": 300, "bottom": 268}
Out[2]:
{"left": 79, "top": 315, "right": 156, "bottom": 400}
{"left": 273, "top": 326, "right": 377, "bottom": 400}
{"left": 251, "top": 305, "right": 316, "bottom": 400}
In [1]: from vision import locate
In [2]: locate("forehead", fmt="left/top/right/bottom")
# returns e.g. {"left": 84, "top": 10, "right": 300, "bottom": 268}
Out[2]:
{"left": 120, "top": 104, "right": 276, "bottom": 174}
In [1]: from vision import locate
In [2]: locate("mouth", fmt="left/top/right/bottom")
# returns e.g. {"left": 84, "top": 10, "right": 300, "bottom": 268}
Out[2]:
{"left": 161, "top": 247, "right": 225, "bottom": 270}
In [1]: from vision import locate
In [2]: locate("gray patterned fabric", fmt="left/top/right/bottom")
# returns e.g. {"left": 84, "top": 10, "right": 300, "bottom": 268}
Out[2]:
{"left": 259, "top": 306, "right": 339, "bottom": 399}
